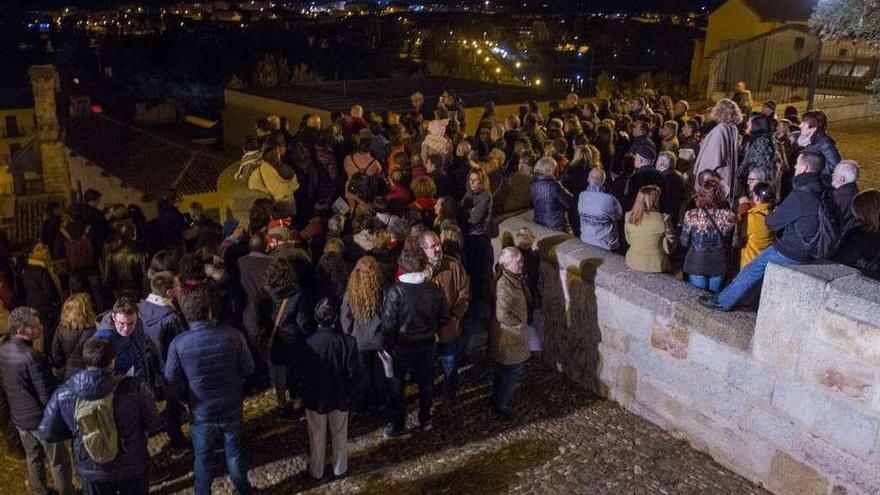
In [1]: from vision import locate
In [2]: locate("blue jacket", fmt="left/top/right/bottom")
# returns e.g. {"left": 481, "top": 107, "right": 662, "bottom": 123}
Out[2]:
{"left": 531, "top": 175, "right": 574, "bottom": 233}
{"left": 164, "top": 320, "right": 255, "bottom": 423}
{"left": 95, "top": 312, "right": 151, "bottom": 382}
{"left": 137, "top": 298, "right": 186, "bottom": 369}
{"left": 767, "top": 172, "right": 825, "bottom": 262}
{"left": 38, "top": 369, "right": 157, "bottom": 482}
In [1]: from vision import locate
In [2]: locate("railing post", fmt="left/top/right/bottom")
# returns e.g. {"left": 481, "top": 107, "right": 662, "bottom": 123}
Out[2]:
{"left": 806, "top": 38, "right": 823, "bottom": 110}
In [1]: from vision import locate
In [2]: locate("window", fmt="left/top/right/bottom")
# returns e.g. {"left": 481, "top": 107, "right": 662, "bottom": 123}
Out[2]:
{"left": 828, "top": 63, "right": 854, "bottom": 76}
{"left": 4, "top": 116, "right": 19, "bottom": 138}
{"left": 9, "top": 143, "right": 21, "bottom": 160}
{"left": 838, "top": 48, "right": 849, "bottom": 57}
{"left": 851, "top": 64, "right": 872, "bottom": 78}
{"left": 794, "top": 37, "right": 805, "bottom": 50}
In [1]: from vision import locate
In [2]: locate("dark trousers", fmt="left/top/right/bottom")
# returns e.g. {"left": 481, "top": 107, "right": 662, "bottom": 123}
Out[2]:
{"left": 82, "top": 473, "right": 149, "bottom": 495}
{"left": 388, "top": 342, "right": 436, "bottom": 431}
{"left": 490, "top": 361, "right": 526, "bottom": 413}
{"left": 353, "top": 350, "right": 388, "bottom": 412}
{"left": 464, "top": 234, "right": 492, "bottom": 301}
{"left": 165, "top": 396, "right": 187, "bottom": 449}
{"left": 0, "top": 384, "right": 23, "bottom": 454}
{"left": 17, "top": 427, "right": 74, "bottom": 495}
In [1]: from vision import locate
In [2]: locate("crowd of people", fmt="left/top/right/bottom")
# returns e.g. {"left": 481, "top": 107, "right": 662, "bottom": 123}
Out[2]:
{"left": 0, "top": 83, "right": 878, "bottom": 495}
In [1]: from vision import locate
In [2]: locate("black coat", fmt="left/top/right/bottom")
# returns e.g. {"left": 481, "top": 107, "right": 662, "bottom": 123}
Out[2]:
{"left": 766, "top": 172, "right": 825, "bottom": 262}
{"left": 237, "top": 252, "right": 272, "bottom": 340}
{"left": 622, "top": 167, "right": 665, "bottom": 213}
{"left": 51, "top": 327, "right": 96, "bottom": 382}
{"left": 833, "top": 229, "right": 880, "bottom": 280}
{"left": 21, "top": 263, "right": 61, "bottom": 330}
{"left": 660, "top": 169, "right": 687, "bottom": 224}
{"left": 38, "top": 370, "right": 156, "bottom": 482}
{"left": 833, "top": 182, "right": 859, "bottom": 232}
{"left": 802, "top": 131, "right": 842, "bottom": 182}
{"left": 302, "top": 326, "right": 359, "bottom": 414}
{"left": 138, "top": 299, "right": 186, "bottom": 370}
{"left": 103, "top": 243, "right": 148, "bottom": 300}
{"left": 0, "top": 337, "right": 56, "bottom": 430}
{"left": 531, "top": 175, "right": 574, "bottom": 233}
{"left": 257, "top": 285, "right": 314, "bottom": 365}
{"left": 380, "top": 277, "right": 449, "bottom": 351}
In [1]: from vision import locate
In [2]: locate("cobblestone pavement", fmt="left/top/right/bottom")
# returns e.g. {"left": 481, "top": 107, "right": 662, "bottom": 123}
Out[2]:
{"left": 132, "top": 352, "right": 768, "bottom": 495}
{"left": 834, "top": 119, "right": 880, "bottom": 191}
{"left": 0, "top": 352, "right": 772, "bottom": 494}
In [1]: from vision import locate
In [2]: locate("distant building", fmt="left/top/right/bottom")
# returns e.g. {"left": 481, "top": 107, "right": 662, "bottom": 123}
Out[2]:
{"left": 690, "top": 0, "right": 816, "bottom": 97}
{"left": 0, "top": 88, "right": 36, "bottom": 197}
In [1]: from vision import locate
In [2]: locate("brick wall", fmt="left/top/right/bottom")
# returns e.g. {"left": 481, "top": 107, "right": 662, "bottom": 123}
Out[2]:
{"left": 494, "top": 211, "right": 880, "bottom": 495}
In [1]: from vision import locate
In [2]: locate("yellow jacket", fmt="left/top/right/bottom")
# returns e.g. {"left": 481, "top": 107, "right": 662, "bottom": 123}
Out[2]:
{"left": 739, "top": 203, "right": 774, "bottom": 269}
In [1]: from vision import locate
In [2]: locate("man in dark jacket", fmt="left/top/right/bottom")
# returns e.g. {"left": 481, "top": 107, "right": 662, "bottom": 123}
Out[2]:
{"left": 81, "top": 189, "right": 109, "bottom": 255}
{"left": 380, "top": 247, "right": 449, "bottom": 439}
{"left": 95, "top": 297, "right": 151, "bottom": 382}
{"left": 531, "top": 157, "right": 575, "bottom": 233}
{"left": 38, "top": 337, "right": 157, "bottom": 494}
{"left": 302, "top": 298, "right": 359, "bottom": 480}
{"left": 165, "top": 287, "right": 255, "bottom": 495}
{"left": 138, "top": 271, "right": 188, "bottom": 454}
{"left": 39, "top": 202, "right": 63, "bottom": 261}
{"left": 657, "top": 151, "right": 686, "bottom": 226}
{"left": 21, "top": 241, "right": 61, "bottom": 358}
{"left": 831, "top": 159, "right": 860, "bottom": 232}
{"left": 701, "top": 151, "right": 826, "bottom": 311}
{"left": 238, "top": 234, "right": 272, "bottom": 366}
{"left": 622, "top": 146, "right": 665, "bottom": 213}
{"left": 0, "top": 307, "right": 73, "bottom": 495}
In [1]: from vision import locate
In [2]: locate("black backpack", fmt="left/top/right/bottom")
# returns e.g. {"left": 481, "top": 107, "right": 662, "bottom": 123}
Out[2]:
{"left": 346, "top": 156, "right": 381, "bottom": 202}
{"left": 806, "top": 190, "right": 841, "bottom": 260}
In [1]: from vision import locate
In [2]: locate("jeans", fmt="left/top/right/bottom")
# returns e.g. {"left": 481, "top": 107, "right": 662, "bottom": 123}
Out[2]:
{"left": 191, "top": 418, "right": 252, "bottom": 495}
{"left": 717, "top": 244, "right": 801, "bottom": 310}
{"left": 388, "top": 342, "right": 436, "bottom": 431}
{"left": 353, "top": 350, "right": 388, "bottom": 412}
{"left": 438, "top": 340, "right": 460, "bottom": 398}
{"left": 17, "top": 427, "right": 74, "bottom": 495}
{"left": 165, "top": 395, "right": 187, "bottom": 449}
{"left": 687, "top": 274, "right": 723, "bottom": 293}
{"left": 82, "top": 473, "right": 149, "bottom": 495}
{"left": 490, "top": 362, "right": 525, "bottom": 413}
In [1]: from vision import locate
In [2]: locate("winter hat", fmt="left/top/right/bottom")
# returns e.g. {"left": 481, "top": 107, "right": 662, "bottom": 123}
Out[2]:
{"left": 267, "top": 217, "right": 293, "bottom": 240}
{"left": 763, "top": 100, "right": 777, "bottom": 112}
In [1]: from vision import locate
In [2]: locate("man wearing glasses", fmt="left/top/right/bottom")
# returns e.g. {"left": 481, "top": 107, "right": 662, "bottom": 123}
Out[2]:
{"left": 95, "top": 297, "right": 151, "bottom": 381}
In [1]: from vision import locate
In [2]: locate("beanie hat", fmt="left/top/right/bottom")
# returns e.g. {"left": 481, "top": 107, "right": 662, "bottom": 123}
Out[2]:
{"left": 763, "top": 100, "right": 777, "bottom": 112}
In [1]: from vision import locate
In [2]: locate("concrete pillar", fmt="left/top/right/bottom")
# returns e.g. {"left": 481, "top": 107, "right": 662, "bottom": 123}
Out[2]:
{"left": 28, "top": 65, "right": 71, "bottom": 198}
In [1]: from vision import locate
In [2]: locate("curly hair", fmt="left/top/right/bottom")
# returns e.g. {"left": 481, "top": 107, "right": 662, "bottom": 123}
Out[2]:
{"left": 695, "top": 179, "right": 730, "bottom": 210}
{"left": 711, "top": 98, "right": 743, "bottom": 126}
{"left": 411, "top": 176, "right": 437, "bottom": 199}
{"left": 264, "top": 257, "right": 299, "bottom": 291}
{"left": 59, "top": 293, "right": 96, "bottom": 332}
{"left": 345, "top": 256, "right": 383, "bottom": 324}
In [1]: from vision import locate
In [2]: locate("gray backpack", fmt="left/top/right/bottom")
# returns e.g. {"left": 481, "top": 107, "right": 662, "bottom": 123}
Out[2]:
{"left": 74, "top": 379, "right": 121, "bottom": 464}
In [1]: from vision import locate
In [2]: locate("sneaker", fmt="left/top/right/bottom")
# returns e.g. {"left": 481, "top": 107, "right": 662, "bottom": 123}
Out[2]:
{"left": 698, "top": 295, "right": 729, "bottom": 312}
{"left": 382, "top": 425, "right": 411, "bottom": 440}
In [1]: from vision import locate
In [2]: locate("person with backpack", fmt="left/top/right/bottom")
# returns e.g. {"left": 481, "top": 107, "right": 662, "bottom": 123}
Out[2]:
{"left": 700, "top": 151, "right": 833, "bottom": 312}
{"left": 61, "top": 203, "right": 104, "bottom": 312}
{"left": 38, "top": 336, "right": 157, "bottom": 495}
{"left": 344, "top": 132, "right": 383, "bottom": 214}
{"left": 0, "top": 307, "right": 74, "bottom": 495}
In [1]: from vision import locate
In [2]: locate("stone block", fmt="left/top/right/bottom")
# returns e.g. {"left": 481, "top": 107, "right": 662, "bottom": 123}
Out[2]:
{"left": 616, "top": 365, "right": 638, "bottom": 399}
{"left": 816, "top": 276, "right": 880, "bottom": 368}
{"left": 743, "top": 404, "right": 797, "bottom": 450}
{"left": 688, "top": 331, "right": 735, "bottom": 375}
{"left": 773, "top": 379, "right": 880, "bottom": 458}
{"left": 795, "top": 432, "right": 880, "bottom": 495}
{"left": 753, "top": 263, "right": 838, "bottom": 377}
{"left": 599, "top": 325, "right": 630, "bottom": 354}
{"left": 726, "top": 357, "right": 776, "bottom": 401}
{"left": 650, "top": 318, "right": 689, "bottom": 360}
{"left": 672, "top": 298, "right": 756, "bottom": 352}
{"left": 605, "top": 270, "right": 701, "bottom": 317}
{"left": 596, "top": 287, "right": 655, "bottom": 342}
{"left": 767, "top": 450, "right": 829, "bottom": 495}
{"left": 801, "top": 343, "right": 876, "bottom": 404}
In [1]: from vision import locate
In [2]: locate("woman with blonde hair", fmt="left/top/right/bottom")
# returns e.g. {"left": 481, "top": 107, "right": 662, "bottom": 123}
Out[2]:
{"left": 51, "top": 292, "right": 97, "bottom": 381}
{"left": 625, "top": 185, "right": 676, "bottom": 273}
{"left": 340, "top": 256, "right": 388, "bottom": 412}
{"left": 693, "top": 98, "right": 743, "bottom": 203}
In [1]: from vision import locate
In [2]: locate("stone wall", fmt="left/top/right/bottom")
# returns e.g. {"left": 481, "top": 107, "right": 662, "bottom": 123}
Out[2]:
{"left": 494, "top": 211, "right": 880, "bottom": 495}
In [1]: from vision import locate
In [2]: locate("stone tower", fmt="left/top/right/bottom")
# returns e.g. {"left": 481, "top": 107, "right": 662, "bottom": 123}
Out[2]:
{"left": 27, "top": 64, "right": 70, "bottom": 198}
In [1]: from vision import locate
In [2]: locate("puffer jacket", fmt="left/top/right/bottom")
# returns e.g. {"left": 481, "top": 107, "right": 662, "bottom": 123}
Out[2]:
{"left": 164, "top": 320, "right": 255, "bottom": 422}
{"left": 380, "top": 273, "right": 450, "bottom": 351}
{"left": 766, "top": 172, "right": 825, "bottom": 262}
{"left": 0, "top": 337, "right": 56, "bottom": 430}
{"left": 490, "top": 269, "right": 531, "bottom": 365}
{"left": 51, "top": 326, "right": 96, "bottom": 382}
{"left": 531, "top": 175, "right": 574, "bottom": 233}
{"left": 38, "top": 370, "right": 156, "bottom": 482}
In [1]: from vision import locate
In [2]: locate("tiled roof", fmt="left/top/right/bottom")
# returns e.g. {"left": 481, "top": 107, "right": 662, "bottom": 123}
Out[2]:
{"left": 64, "top": 114, "right": 231, "bottom": 198}
{"left": 741, "top": 0, "right": 816, "bottom": 22}
{"left": 238, "top": 76, "right": 558, "bottom": 113}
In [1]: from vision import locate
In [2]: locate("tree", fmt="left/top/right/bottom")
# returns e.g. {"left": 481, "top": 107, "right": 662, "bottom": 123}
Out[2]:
{"left": 811, "top": 0, "right": 880, "bottom": 98}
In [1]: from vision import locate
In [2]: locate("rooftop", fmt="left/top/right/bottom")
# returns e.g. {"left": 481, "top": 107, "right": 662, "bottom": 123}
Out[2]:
{"left": 741, "top": 0, "right": 816, "bottom": 22}
{"left": 233, "top": 76, "right": 558, "bottom": 113}
{"left": 64, "top": 114, "right": 231, "bottom": 198}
